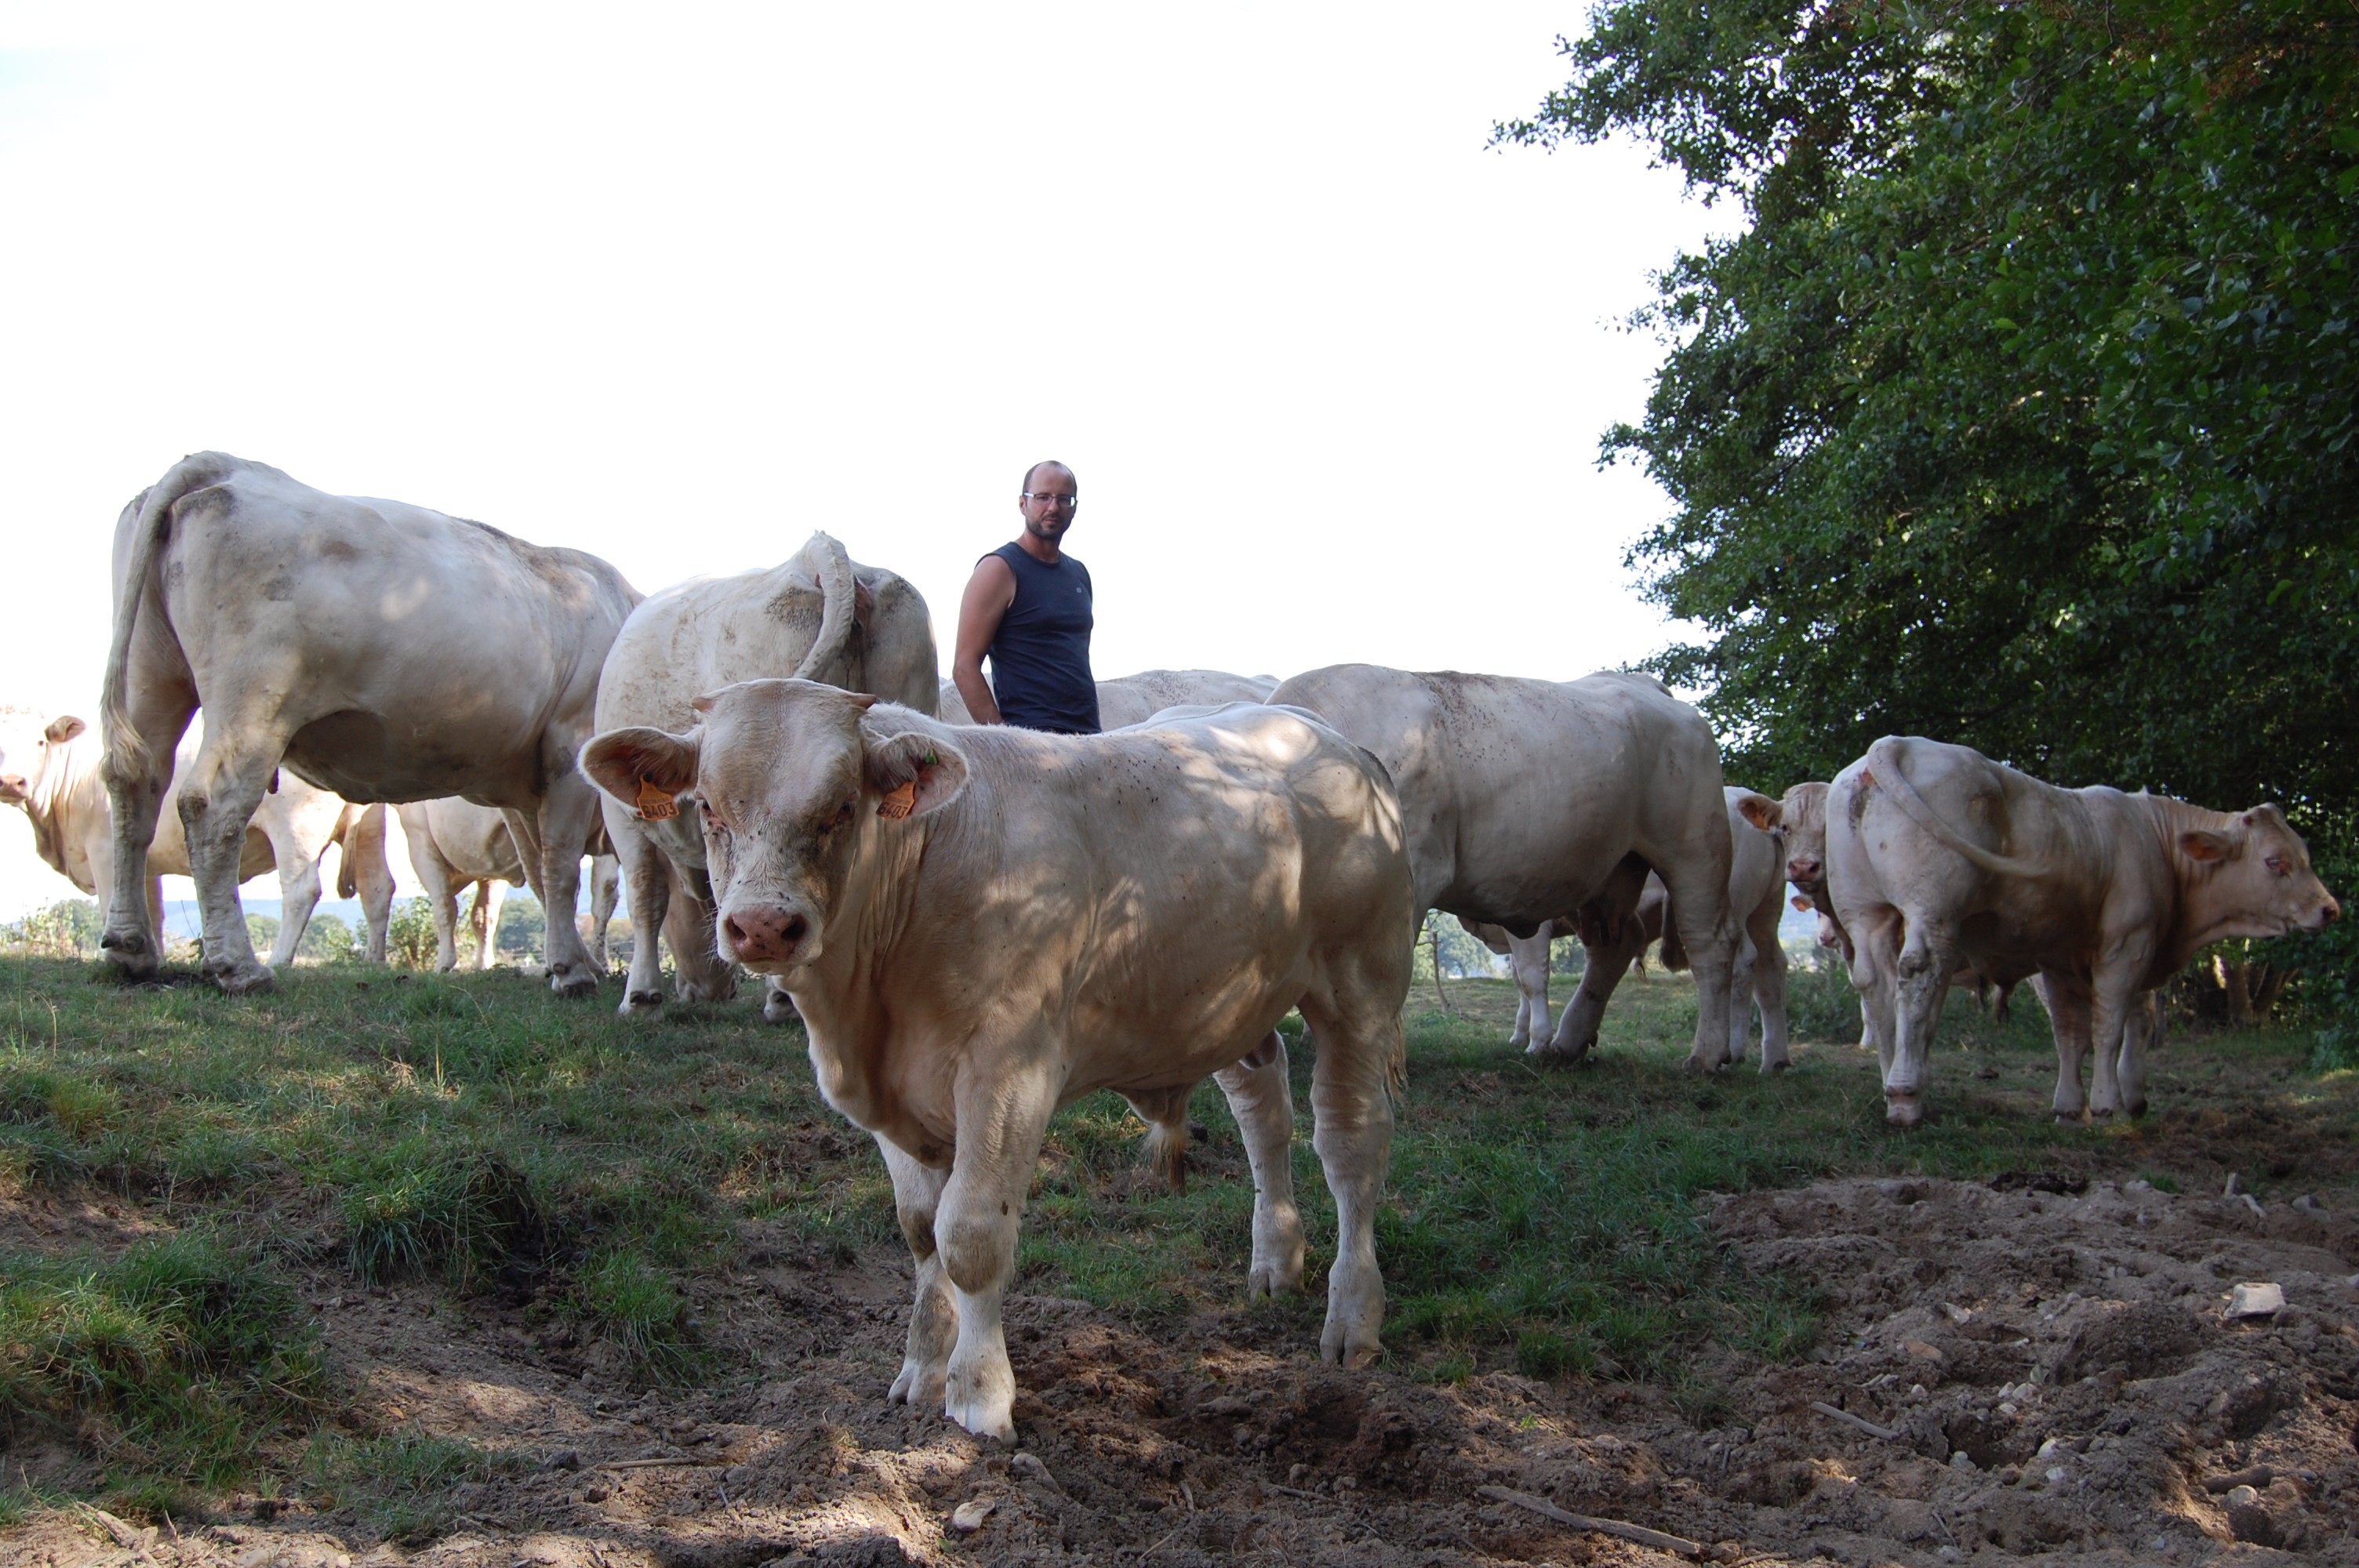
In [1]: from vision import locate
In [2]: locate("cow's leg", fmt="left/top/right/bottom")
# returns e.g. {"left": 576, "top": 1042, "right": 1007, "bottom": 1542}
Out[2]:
{"left": 2085, "top": 960, "right": 2154, "bottom": 1121}
{"left": 1847, "top": 912, "right": 1903, "bottom": 1103}
{"left": 417, "top": 851, "right": 461, "bottom": 971}
{"left": 1539, "top": 860, "right": 1652, "bottom": 1062}
{"left": 1664, "top": 862, "right": 1738, "bottom": 1074}
{"left": 98, "top": 691, "right": 194, "bottom": 978}
{"left": 2117, "top": 991, "right": 2159, "bottom": 1119}
{"left": 1884, "top": 921, "right": 1954, "bottom": 1127}
{"left": 1505, "top": 929, "right": 1554, "bottom": 1051}
{"left": 665, "top": 865, "right": 738, "bottom": 1004}
{"left": 175, "top": 730, "right": 287, "bottom": 994}
{"left": 531, "top": 777, "right": 602, "bottom": 997}
{"left": 1299, "top": 988, "right": 1397, "bottom": 1370}
{"left": 762, "top": 978, "right": 800, "bottom": 1025}
{"left": 471, "top": 880, "right": 508, "bottom": 970}
{"left": 348, "top": 804, "right": 394, "bottom": 964}
{"left": 260, "top": 815, "right": 326, "bottom": 970}
{"left": 587, "top": 855, "right": 619, "bottom": 973}
{"left": 2040, "top": 969, "right": 2094, "bottom": 1122}
{"left": 603, "top": 802, "right": 671, "bottom": 1014}
{"left": 1726, "top": 929, "right": 1757, "bottom": 1065}
{"left": 1750, "top": 904, "right": 1791, "bottom": 1074}
{"left": 1214, "top": 1030, "right": 1303, "bottom": 1296}
{"left": 937, "top": 1061, "right": 1059, "bottom": 1439}
{"left": 880, "top": 1137, "right": 956, "bottom": 1412}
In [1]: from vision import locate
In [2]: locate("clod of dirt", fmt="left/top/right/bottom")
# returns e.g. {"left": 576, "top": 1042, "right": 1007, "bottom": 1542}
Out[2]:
{"left": 2226, "top": 1280, "right": 2288, "bottom": 1317}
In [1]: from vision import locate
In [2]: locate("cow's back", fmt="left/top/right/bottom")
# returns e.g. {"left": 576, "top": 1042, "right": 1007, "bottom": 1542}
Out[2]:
{"left": 1096, "top": 670, "right": 1279, "bottom": 731}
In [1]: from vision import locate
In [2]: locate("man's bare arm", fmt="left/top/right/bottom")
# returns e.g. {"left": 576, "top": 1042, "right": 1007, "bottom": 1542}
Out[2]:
{"left": 952, "top": 555, "right": 1017, "bottom": 725}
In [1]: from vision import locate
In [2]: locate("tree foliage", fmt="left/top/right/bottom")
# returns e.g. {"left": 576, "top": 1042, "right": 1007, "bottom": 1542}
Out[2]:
{"left": 1507, "top": 0, "right": 2359, "bottom": 1011}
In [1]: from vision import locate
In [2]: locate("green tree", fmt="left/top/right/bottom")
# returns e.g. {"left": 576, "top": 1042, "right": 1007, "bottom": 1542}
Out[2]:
{"left": 1505, "top": 0, "right": 2359, "bottom": 1018}
{"left": 494, "top": 896, "right": 545, "bottom": 960}
{"left": 297, "top": 911, "right": 356, "bottom": 964}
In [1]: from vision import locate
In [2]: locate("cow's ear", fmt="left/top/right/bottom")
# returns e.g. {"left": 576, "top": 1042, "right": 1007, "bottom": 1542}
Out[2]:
{"left": 865, "top": 731, "right": 968, "bottom": 820}
{"left": 45, "top": 715, "right": 87, "bottom": 745}
{"left": 1734, "top": 790, "right": 1781, "bottom": 831}
{"left": 2179, "top": 828, "right": 2237, "bottom": 863}
{"left": 580, "top": 727, "right": 700, "bottom": 810}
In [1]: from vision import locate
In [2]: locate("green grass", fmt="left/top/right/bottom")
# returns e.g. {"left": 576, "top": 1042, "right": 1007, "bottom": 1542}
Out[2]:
{"left": 302, "top": 1432, "right": 526, "bottom": 1541}
{"left": 1, "top": 949, "right": 2354, "bottom": 1515}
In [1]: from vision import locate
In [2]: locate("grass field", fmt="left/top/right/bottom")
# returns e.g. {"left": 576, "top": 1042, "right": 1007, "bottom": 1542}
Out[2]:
{"left": 2, "top": 949, "right": 2353, "bottom": 1526}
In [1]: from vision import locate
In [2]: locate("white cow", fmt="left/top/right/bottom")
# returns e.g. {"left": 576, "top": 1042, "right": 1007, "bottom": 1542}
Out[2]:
{"left": 580, "top": 681, "right": 1414, "bottom": 1440}
{"left": 395, "top": 797, "right": 619, "bottom": 973}
{"left": 2, "top": 707, "right": 391, "bottom": 965}
{"left": 939, "top": 669, "right": 1277, "bottom": 731}
{"left": 1267, "top": 665, "right": 1740, "bottom": 1070}
{"left": 97, "top": 453, "right": 638, "bottom": 995}
{"left": 1825, "top": 735, "right": 2339, "bottom": 1125}
{"left": 1469, "top": 786, "right": 1792, "bottom": 1070}
{"left": 591, "top": 533, "right": 937, "bottom": 1019}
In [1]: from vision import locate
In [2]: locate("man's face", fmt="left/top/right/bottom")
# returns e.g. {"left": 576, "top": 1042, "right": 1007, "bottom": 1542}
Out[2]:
{"left": 1020, "top": 466, "right": 1078, "bottom": 544}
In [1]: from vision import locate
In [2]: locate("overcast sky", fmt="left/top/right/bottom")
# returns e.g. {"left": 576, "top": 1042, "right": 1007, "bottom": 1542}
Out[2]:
{"left": 0, "top": 3, "right": 1730, "bottom": 920}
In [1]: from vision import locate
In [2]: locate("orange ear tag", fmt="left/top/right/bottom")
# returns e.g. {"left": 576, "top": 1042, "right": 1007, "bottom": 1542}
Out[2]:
{"left": 877, "top": 779, "right": 918, "bottom": 819}
{"left": 636, "top": 778, "right": 679, "bottom": 821}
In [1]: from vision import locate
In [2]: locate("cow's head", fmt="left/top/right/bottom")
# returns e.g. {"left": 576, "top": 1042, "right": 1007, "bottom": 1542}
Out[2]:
{"left": 2176, "top": 804, "right": 2340, "bottom": 938}
{"left": 580, "top": 679, "right": 969, "bottom": 975}
{"left": 1754, "top": 780, "right": 1830, "bottom": 889}
{"left": 0, "top": 710, "right": 83, "bottom": 806}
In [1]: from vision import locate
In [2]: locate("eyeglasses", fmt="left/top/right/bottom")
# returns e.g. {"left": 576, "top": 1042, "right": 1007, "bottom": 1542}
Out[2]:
{"left": 1021, "top": 492, "right": 1078, "bottom": 507}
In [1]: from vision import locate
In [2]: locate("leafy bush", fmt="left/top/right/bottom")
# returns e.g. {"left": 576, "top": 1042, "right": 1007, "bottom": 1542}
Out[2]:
{"left": 0, "top": 899, "right": 102, "bottom": 956}
{"left": 296, "top": 912, "right": 356, "bottom": 963}
{"left": 1781, "top": 952, "right": 1861, "bottom": 1045}
{"left": 387, "top": 897, "right": 436, "bottom": 969}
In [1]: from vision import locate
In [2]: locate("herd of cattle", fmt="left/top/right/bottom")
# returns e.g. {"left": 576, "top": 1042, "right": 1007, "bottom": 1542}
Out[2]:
{"left": 0, "top": 452, "right": 2342, "bottom": 1440}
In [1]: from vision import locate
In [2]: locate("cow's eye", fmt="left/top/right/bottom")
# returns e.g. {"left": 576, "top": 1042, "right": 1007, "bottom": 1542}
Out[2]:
{"left": 820, "top": 801, "right": 856, "bottom": 833}
{"left": 700, "top": 801, "right": 729, "bottom": 833}
{"left": 2266, "top": 854, "right": 2289, "bottom": 876}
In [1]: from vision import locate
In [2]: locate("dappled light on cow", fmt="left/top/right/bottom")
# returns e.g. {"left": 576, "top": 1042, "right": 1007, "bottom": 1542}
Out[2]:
{"left": 580, "top": 679, "right": 1416, "bottom": 1443}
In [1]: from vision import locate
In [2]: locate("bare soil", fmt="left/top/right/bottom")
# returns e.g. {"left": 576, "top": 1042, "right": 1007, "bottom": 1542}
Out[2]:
{"left": 7, "top": 1166, "right": 2357, "bottom": 1568}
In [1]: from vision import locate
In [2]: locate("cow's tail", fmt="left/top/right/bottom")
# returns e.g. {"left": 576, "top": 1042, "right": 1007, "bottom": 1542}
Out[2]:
{"left": 1658, "top": 916, "right": 1689, "bottom": 973}
{"left": 1139, "top": 1117, "right": 1188, "bottom": 1192}
{"left": 1862, "top": 736, "right": 2047, "bottom": 879}
{"left": 101, "top": 453, "right": 234, "bottom": 786}
{"left": 789, "top": 532, "right": 858, "bottom": 684}
{"left": 335, "top": 803, "right": 389, "bottom": 901}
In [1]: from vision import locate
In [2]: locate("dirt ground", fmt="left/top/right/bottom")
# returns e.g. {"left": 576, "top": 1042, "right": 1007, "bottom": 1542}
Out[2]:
{"left": 7, "top": 1166, "right": 2357, "bottom": 1568}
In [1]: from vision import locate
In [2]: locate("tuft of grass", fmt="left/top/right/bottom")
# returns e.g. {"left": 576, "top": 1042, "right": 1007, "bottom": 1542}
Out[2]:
{"left": 340, "top": 1144, "right": 543, "bottom": 1287}
{"left": 0, "top": 1233, "right": 324, "bottom": 1487}
{"left": 304, "top": 1432, "right": 524, "bottom": 1541}
{"left": 569, "top": 1248, "right": 700, "bottom": 1382}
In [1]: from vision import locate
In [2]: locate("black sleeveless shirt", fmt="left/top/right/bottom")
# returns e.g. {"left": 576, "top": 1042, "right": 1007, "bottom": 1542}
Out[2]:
{"left": 986, "top": 542, "right": 1100, "bottom": 734}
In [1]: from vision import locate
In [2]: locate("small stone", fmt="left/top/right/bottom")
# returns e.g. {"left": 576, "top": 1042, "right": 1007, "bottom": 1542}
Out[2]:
{"left": 2045, "top": 1466, "right": 2070, "bottom": 1485}
{"left": 1940, "top": 1302, "right": 1972, "bottom": 1326}
{"left": 2226, "top": 1484, "right": 2259, "bottom": 1508}
{"left": 949, "top": 1498, "right": 995, "bottom": 1534}
{"left": 1904, "top": 1339, "right": 1945, "bottom": 1361}
{"left": 543, "top": 1449, "right": 581, "bottom": 1472}
{"left": 581, "top": 1485, "right": 609, "bottom": 1504}
{"left": 2225, "top": 1282, "right": 2286, "bottom": 1319}
{"left": 1997, "top": 1402, "right": 2019, "bottom": 1418}
{"left": 2293, "top": 1194, "right": 2325, "bottom": 1217}
{"left": 2223, "top": 1173, "right": 2241, "bottom": 1197}
{"left": 1950, "top": 1451, "right": 1978, "bottom": 1472}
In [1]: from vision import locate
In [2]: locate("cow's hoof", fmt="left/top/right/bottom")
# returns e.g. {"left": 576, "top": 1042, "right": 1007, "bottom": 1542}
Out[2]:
{"left": 1528, "top": 1041, "right": 1593, "bottom": 1069}
{"left": 619, "top": 990, "right": 663, "bottom": 1018}
{"left": 100, "top": 933, "right": 162, "bottom": 978}
{"left": 2125, "top": 1098, "right": 2149, "bottom": 1119}
{"left": 1507, "top": 1030, "right": 1530, "bottom": 1051}
{"left": 942, "top": 1388, "right": 1016, "bottom": 1443}
{"left": 1885, "top": 1094, "right": 1925, "bottom": 1128}
{"left": 1318, "top": 1325, "right": 1382, "bottom": 1370}
{"left": 1760, "top": 1056, "right": 1792, "bottom": 1076}
{"left": 208, "top": 960, "right": 277, "bottom": 996}
{"left": 548, "top": 967, "right": 599, "bottom": 999}
{"left": 762, "top": 991, "right": 801, "bottom": 1025}
{"left": 889, "top": 1358, "right": 946, "bottom": 1409}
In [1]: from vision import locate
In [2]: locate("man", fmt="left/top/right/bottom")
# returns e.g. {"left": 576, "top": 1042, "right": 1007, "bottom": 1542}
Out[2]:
{"left": 951, "top": 459, "right": 1101, "bottom": 733}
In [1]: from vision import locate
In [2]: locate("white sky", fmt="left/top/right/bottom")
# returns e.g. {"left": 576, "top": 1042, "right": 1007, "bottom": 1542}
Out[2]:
{"left": 0, "top": 2, "right": 1731, "bottom": 921}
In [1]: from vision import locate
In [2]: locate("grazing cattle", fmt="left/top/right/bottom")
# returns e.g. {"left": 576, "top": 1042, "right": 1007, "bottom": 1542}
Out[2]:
{"left": 1267, "top": 665, "right": 1739, "bottom": 1069}
{"left": 1825, "top": 735, "right": 2339, "bottom": 1125}
{"left": 98, "top": 453, "right": 638, "bottom": 995}
{"left": 395, "top": 797, "right": 619, "bottom": 973}
{"left": 937, "top": 678, "right": 974, "bottom": 724}
{"left": 2, "top": 707, "right": 391, "bottom": 964}
{"left": 591, "top": 533, "right": 937, "bottom": 1019}
{"left": 1468, "top": 786, "right": 1791, "bottom": 1070}
{"left": 1092, "top": 670, "right": 1278, "bottom": 731}
{"left": 580, "top": 681, "right": 1413, "bottom": 1439}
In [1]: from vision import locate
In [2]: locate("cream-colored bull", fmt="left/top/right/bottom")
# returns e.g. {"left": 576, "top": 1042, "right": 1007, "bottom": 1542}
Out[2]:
{"left": 1268, "top": 665, "right": 1740, "bottom": 1069}
{"left": 591, "top": 534, "right": 937, "bottom": 1020}
{"left": 395, "top": 797, "right": 619, "bottom": 973}
{"left": 580, "top": 680, "right": 1413, "bottom": 1441}
{"left": 98, "top": 453, "right": 637, "bottom": 995}
{"left": 1825, "top": 736, "right": 2339, "bottom": 1125}
{"left": 2, "top": 707, "right": 391, "bottom": 964}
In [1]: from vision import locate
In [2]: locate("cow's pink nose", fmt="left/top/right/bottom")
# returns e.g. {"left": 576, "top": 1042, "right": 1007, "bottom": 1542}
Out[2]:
{"left": 2324, "top": 898, "right": 2343, "bottom": 925}
{"left": 1788, "top": 858, "right": 1820, "bottom": 883}
{"left": 724, "top": 908, "right": 809, "bottom": 960}
{"left": 0, "top": 773, "right": 26, "bottom": 795}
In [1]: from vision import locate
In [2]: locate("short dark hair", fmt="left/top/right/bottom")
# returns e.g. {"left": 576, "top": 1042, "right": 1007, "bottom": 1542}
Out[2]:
{"left": 1020, "top": 460, "right": 1074, "bottom": 494}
